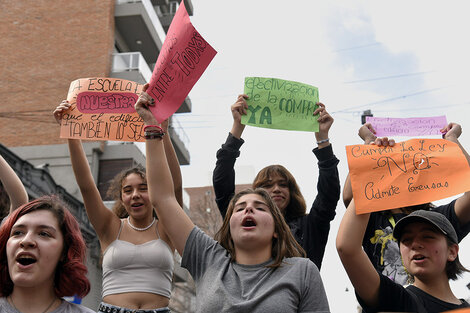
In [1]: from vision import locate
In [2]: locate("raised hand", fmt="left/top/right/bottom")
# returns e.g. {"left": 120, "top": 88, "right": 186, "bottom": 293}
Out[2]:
{"left": 313, "top": 102, "right": 333, "bottom": 147}
{"left": 53, "top": 100, "right": 72, "bottom": 125}
{"left": 231, "top": 94, "right": 248, "bottom": 124}
{"left": 357, "top": 123, "right": 395, "bottom": 146}
{"left": 314, "top": 103, "right": 333, "bottom": 134}
{"left": 358, "top": 123, "right": 376, "bottom": 144}
{"left": 134, "top": 83, "right": 158, "bottom": 125}
{"left": 441, "top": 122, "right": 462, "bottom": 141}
{"left": 230, "top": 94, "right": 248, "bottom": 139}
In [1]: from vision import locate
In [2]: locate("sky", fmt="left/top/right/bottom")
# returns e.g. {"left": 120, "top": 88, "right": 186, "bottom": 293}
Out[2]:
{"left": 175, "top": 1, "right": 470, "bottom": 312}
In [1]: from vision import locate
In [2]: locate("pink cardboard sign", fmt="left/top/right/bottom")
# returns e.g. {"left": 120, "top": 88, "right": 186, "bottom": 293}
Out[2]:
{"left": 366, "top": 116, "right": 448, "bottom": 137}
{"left": 147, "top": 1, "right": 217, "bottom": 123}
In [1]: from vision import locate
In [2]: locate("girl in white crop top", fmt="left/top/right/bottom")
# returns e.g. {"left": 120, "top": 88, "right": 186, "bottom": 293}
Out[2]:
{"left": 54, "top": 99, "right": 182, "bottom": 312}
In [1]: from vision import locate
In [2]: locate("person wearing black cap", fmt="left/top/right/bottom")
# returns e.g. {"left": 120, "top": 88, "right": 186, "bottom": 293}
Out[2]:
{"left": 337, "top": 201, "right": 470, "bottom": 313}
{"left": 342, "top": 122, "right": 470, "bottom": 286}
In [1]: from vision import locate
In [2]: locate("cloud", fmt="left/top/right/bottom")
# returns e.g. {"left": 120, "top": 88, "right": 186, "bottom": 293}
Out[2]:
{"left": 367, "top": 1, "right": 470, "bottom": 103}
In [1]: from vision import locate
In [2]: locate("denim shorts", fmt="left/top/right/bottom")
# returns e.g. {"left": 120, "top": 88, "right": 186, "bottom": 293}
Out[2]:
{"left": 98, "top": 302, "right": 170, "bottom": 313}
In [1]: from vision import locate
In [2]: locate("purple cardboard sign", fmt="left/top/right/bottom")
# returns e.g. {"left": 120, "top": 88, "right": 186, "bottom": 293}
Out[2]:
{"left": 366, "top": 116, "right": 448, "bottom": 137}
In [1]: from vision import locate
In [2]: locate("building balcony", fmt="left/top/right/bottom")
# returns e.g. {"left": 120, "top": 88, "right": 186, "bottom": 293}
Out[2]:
{"left": 169, "top": 115, "right": 190, "bottom": 165}
{"left": 114, "top": 0, "right": 167, "bottom": 65}
{"left": 151, "top": 0, "right": 194, "bottom": 32}
{"left": 111, "top": 52, "right": 152, "bottom": 84}
{"left": 111, "top": 52, "right": 192, "bottom": 113}
{"left": 114, "top": 0, "right": 193, "bottom": 61}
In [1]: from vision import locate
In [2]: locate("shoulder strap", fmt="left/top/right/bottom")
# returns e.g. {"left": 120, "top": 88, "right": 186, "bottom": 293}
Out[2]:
{"left": 116, "top": 219, "right": 124, "bottom": 239}
{"left": 155, "top": 219, "right": 161, "bottom": 239}
{"left": 405, "top": 286, "right": 427, "bottom": 313}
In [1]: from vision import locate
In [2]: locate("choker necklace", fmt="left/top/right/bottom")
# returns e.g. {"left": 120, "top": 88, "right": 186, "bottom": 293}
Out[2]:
{"left": 127, "top": 216, "right": 155, "bottom": 231}
{"left": 9, "top": 295, "right": 57, "bottom": 313}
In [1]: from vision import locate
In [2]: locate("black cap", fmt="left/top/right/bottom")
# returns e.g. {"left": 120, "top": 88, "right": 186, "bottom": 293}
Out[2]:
{"left": 393, "top": 210, "right": 458, "bottom": 244}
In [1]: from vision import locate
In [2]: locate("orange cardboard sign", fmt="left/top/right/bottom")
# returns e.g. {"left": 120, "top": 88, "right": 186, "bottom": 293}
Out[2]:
{"left": 59, "top": 78, "right": 146, "bottom": 142}
{"left": 444, "top": 309, "right": 470, "bottom": 313}
{"left": 346, "top": 139, "right": 470, "bottom": 214}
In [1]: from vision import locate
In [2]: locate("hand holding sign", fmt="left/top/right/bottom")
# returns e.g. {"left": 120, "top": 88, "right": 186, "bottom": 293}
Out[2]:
{"left": 134, "top": 83, "right": 159, "bottom": 126}
{"left": 54, "top": 100, "right": 73, "bottom": 125}
{"left": 147, "top": 1, "right": 217, "bottom": 123}
{"left": 230, "top": 94, "right": 249, "bottom": 139}
{"left": 314, "top": 102, "right": 333, "bottom": 146}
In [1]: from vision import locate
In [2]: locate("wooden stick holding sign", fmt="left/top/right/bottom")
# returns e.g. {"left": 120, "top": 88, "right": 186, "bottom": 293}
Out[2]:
{"left": 346, "top": 138, "right": 470, "bottom": 214}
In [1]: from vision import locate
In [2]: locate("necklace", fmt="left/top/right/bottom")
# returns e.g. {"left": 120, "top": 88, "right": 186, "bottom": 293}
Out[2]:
{"left": 9, "top": 295, "right": 57, "bottom": 313}
{"left": 127, "top": 216, "right": 156, "bottom": 231}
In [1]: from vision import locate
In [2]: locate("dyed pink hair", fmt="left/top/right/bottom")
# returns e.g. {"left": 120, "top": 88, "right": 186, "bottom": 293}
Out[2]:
{"left": 0, "top": 195, "right": 90, "bottom": 297}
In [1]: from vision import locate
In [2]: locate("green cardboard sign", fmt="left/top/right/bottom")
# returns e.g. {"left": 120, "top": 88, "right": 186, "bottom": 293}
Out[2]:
{"left": 242, "top": 77, "right": 319, "bottom": 132}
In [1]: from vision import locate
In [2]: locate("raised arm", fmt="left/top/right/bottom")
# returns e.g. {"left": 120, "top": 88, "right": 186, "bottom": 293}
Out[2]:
{"left": 54, "top": 101, "right": 119, "bottom": 246}
{"left": 336, "top": 199, "right": 380, "bottom": 308}
{"left": 161, "top": 118, "right": 183, "bottom": 207}
{"left": 212, "top": 94, "right": 248, "bottom": 217}
{"left": 441, "top": 122, "right": 470, "bottom": 224}
{"left": 311, "top": 103, "right": 339, "bottom": 210}
{"left": 305, "top": 103, "right": 340, "bottom": 268}
{"left": 135, "top": 85, "right": 194, "bottom": 255}
{"left": 0, "top": 154, "right": 28, "bottom": 213}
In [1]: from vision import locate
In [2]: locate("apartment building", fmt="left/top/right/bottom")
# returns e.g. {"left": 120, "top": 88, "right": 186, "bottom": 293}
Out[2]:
{"left": 0, "top": 0, "right": 193, "bottom": 310}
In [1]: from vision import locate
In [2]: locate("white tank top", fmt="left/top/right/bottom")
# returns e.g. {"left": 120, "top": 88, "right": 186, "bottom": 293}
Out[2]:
{"left": 101, "top": 220, "right": 174, "bottom": 298}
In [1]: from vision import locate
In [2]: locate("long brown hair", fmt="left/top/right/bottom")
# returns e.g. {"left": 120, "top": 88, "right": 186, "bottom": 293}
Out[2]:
{"left": 106, "top": 167, "right": 147, "bottom": 218}
{"left": 214, "top": 188, "right": 305, "bottom": 268}
{"left": 252, "top": 165, "right": 306, "bottom": 221}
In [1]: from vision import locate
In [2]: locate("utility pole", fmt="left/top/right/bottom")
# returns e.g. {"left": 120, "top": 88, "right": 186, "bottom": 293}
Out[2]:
{"left": 361, "top": 109, "right": 373, "bottom": 124}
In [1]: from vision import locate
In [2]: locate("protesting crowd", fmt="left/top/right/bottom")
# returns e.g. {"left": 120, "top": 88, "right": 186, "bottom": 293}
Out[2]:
{"left": 1, "top": 3, "right": 470, "bottom": 313}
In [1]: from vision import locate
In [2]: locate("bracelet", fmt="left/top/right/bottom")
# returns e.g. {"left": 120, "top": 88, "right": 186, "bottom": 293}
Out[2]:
{"left": 145, "top": 132, "right": 165, "bottom": 140}
{"left": 144, "top": 125, "right": 163, "bottom": 132}
{"left": 316, "top": 138, "right": 329, "bottom": 144}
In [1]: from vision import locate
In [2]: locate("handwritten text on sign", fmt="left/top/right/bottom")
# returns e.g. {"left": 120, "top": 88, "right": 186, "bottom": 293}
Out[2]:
{"left": 147, "top": 1, "right": 217, "bottom": 123}
{"left": 76, "top": 92, "right": 138, "bottom": 114}
{"left": 346, "top": 139, "right": 470, "bottom": 214}
{"left": 366, "top": 116, "right": 447, "bottom": 137}
{"left": 60, "top": 78, "right": 146, "bottom": 142}
{"left": 242, "top": 77, "right": 320, "bottom": 132}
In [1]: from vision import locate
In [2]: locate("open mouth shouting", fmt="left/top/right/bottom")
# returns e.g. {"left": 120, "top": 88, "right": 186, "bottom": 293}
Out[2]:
{"left": 16, "top": 252, "right": 37, "bottom": 268}
{"left": 242, "top": 216, "right": 257, "bottom": 229}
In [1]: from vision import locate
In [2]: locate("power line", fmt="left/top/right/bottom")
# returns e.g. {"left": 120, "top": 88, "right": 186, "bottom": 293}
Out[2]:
{"left": 343, "top": 70, "right": 436, "bottom": 84}
{"left": 331, "top": 86, "right": 448, "bottom": 114}
{"left": 372, "top": 101, "right": 469, "bottom": 113}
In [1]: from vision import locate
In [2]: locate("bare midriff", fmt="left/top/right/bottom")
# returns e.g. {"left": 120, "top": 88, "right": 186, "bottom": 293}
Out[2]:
{"left": 103, "top": 292, "right": 170, "bottom": 309}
